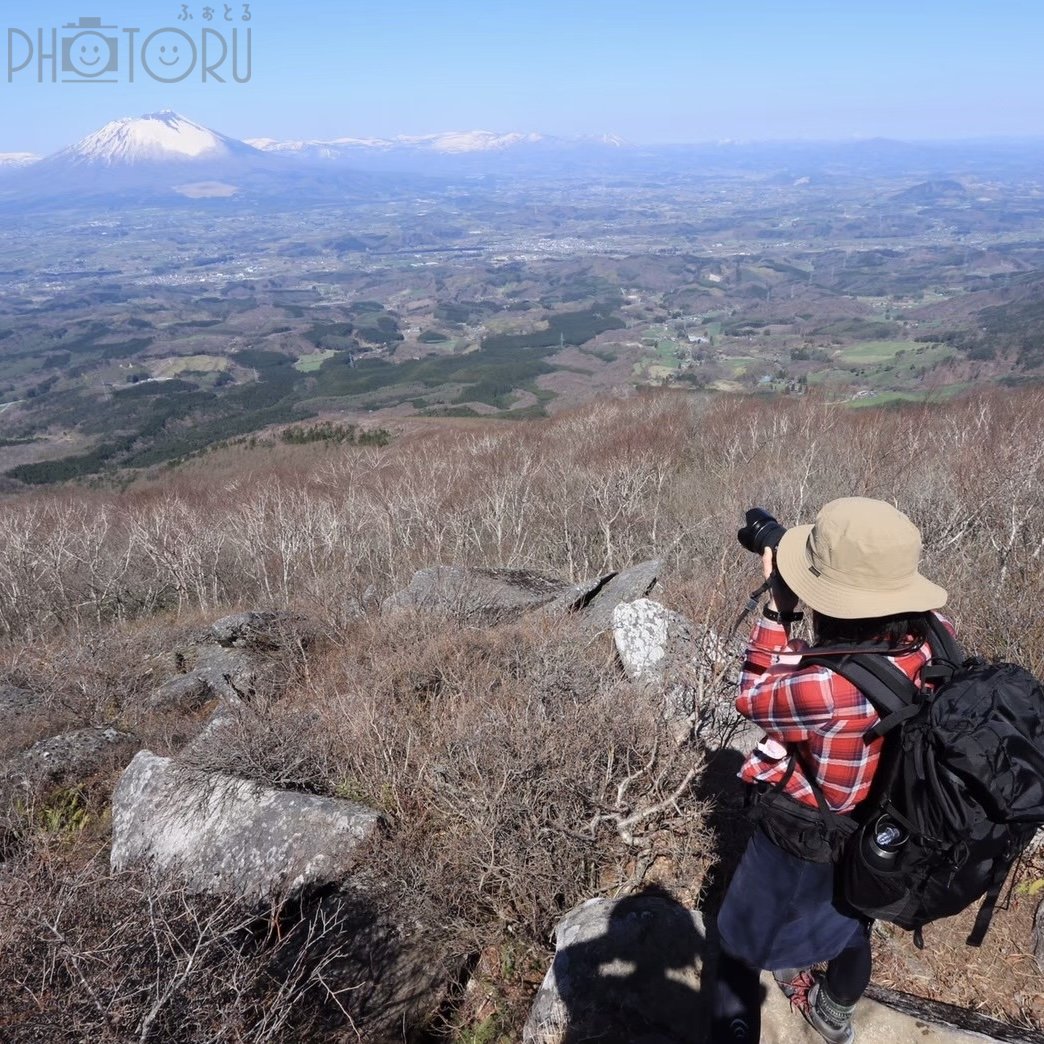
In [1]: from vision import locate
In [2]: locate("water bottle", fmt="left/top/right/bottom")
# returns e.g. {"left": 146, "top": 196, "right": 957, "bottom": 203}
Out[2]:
{"left": 863, "top": 816, "right": 907, "bottom": 869}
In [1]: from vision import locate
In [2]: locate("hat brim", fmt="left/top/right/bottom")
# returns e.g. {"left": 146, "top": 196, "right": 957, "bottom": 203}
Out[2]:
{"left": 775, "top": 524, "right": 947, "bottom": 620}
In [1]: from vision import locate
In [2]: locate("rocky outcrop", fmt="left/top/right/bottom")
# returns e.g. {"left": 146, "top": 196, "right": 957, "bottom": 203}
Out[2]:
{"left": 147, "top": 611, "right": 318, "bottom": 713}
{"left": 383, "top": 565, "right": 588, "bottom": 623}
{"left": 576, "top": 559, "right": 661, "bottom": 634}
{"left": 210, "top": 610, "right": 316, "bottom": 650}
{"left": 111, "top": 751, "right": 382, "bottom": 899}
{"left": 146, "top": 644, "right": 257, "bottom": 711}
{"left": 523, "top": 893, "right": 705, "bottom": 1044}
{"left": 525, "top": 896, "right": 1013, "bottom": 1044}
{"left": 6, "top": 726, "right": 138, "bottom": 791}
{"left": 380, "top": 559, "right": 663, "bottom": 633}
{"left": 612, "top": 598, "right": 745, "bottom": 747}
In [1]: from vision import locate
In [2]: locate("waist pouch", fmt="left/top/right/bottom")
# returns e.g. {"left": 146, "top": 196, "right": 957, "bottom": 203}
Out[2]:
{"left": 745, "top": 781, "right": 857, "bottom": 864}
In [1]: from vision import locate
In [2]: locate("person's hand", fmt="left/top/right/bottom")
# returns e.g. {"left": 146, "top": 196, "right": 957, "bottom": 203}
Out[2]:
{"left": 761, "top": 548, "right": 799, "bottom": 614}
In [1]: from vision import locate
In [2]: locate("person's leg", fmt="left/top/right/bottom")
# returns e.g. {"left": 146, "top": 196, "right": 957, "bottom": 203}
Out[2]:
{"left": 797, "top": 921, "right": 871, "bottom": 1042}
{"left": 709, "top": 948, "right": 761, "bottom": 1043}
{"left": 823, "top": 920, "right": 872, "bottom": 1005}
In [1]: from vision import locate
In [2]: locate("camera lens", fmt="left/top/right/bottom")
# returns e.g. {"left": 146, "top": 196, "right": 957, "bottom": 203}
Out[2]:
{"left": 737, "top": 508, "right": 787, "bottom": 555}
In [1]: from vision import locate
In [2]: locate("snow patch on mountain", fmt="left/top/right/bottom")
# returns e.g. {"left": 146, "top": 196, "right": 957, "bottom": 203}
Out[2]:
{"left": 0, "top": 153, "right": 40, "bottom": 168}
{"left": 247, "top": 130, "right": 547, "bottom": 156}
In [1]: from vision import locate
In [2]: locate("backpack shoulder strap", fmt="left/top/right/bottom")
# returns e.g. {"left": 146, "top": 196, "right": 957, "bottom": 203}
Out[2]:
{"left": 966, "top": 856, "right": 1013, "bottom": 947}
{"left": 923, "top": 611, "right": 965, "bottom": 665}
{"left": 800, "top": 652, "right": 920, "bottom": 741}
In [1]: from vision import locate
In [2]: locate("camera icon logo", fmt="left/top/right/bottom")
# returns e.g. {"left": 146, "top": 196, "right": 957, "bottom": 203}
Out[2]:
{"left": 61, "top": 16, "right": 119, "bottom": 81}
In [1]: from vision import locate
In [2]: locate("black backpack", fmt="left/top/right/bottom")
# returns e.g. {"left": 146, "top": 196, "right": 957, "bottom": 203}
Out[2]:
{"left": 800, "top": 615, "right": 1044, "bottom": 947}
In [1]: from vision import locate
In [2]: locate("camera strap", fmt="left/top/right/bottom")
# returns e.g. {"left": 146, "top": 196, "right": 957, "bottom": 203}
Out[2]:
{"left": 729, "top": 578, "right": 772, "bottom": 639}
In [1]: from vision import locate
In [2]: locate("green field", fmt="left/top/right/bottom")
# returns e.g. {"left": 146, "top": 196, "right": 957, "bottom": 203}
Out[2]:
{"left": 294, "top": 349, "right": 337, "bottom": 373}
{"left": 848, "top": 383, "right": 970, "bottom": 408}
{"left": 837, "top": 340, "right": 921, "bottom": 364}
{"left": 655, "top": 340, "right": 681, "bottom": 368}
{"left": 806, "top": 367, "right": 855, "bottom": 385}
{"left": 154, "top": 355, "right": 231, "bottom": 378}
{"left": 723, "top": 356, "right": 758, "bottom": 376}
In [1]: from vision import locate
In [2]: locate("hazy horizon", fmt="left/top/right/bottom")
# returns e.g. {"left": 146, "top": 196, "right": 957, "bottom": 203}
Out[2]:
{"left": 10, "top": 115, "right": 1044, "bottom": 159}
{"left": 2, "top": 0, "right": 1043, "bottom": 154}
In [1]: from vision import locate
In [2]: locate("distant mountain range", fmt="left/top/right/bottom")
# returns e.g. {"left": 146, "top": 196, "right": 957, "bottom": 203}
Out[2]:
{"left": 0, "top": 112, "right": 631, "bottom": 205}
{"left": 4, "top": 110, "right": 1044, "bottom": 208}
{"left": 246, "top": 130, "right": 627, "bottom": 159}
{"left": 2, "top": 113, "right": 626, "bottom": 172}
{"left": 0, "top": 153, "right": 39, "bottom": 168}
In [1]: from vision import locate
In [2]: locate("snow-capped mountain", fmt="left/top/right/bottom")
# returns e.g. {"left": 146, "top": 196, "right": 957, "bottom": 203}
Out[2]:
{"left": 53, "top": 110, "right": 261, "bottom": 167}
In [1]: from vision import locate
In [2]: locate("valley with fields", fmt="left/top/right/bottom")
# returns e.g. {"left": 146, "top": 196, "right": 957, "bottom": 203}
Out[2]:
{"left": 3, "top": 118, "right": 1044, "bottom": 485}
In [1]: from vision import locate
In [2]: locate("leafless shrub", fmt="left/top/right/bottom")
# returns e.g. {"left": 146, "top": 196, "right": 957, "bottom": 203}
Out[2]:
{"left": 2, "top": 387, "right": 1044, "bottom": 1037}
{"left": 0, "top": 848, "right": 441, "bottom": 1043}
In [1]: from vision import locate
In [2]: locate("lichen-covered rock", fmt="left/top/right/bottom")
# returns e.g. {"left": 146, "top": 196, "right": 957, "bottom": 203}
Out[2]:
{"left": 577, "top": 559, "right": 661, "bottom": 634}
{"left": 382, "top": 565, "right": 582, "bottom": 623}
{"left": 612, "top": 598, "right": 742, "bottom": 746}
{"left": 210, "top": 610, "right": 314, "bottom": 650}
{"left": 147, "top": 645, "right": 258, "bottom": 711}
{"left": 613, "top": 598, "right": 681, "bottom": 683}
{"left": 111, "top": 751, "right": 381, "bottom": 899}
{"left": 5, "top": 726, "right": 138, "bottom": 790}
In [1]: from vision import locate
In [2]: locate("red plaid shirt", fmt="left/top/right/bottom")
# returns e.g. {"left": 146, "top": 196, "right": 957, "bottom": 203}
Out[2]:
{"left": 736, "top": 612, "right": 955, "bottom": 812}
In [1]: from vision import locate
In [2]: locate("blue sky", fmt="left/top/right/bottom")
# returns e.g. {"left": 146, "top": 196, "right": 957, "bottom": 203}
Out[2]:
{"left": 2, "top": 0, "right": 1043, "bottom": 153}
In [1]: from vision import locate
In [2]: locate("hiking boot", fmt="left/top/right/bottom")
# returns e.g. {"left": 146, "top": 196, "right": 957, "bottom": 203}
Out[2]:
{"left": 795, "top": 977, "right": 855, "bottom": 1044}
{"left": 772, "top": 966, "right": 815, "bottom": 1002}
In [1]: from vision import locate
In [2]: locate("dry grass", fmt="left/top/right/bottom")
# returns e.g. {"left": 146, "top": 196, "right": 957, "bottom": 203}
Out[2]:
{"left": 872, "top": 850, "right": 1044, "bottom": 1031}
{"left": 1, "top": 386, "right": 1044, "bottom": 1038}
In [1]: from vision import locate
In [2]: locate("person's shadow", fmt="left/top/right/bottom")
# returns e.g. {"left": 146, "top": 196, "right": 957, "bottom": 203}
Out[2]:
{"left": 528, "top": 884, "right": 706, "bottom": 1043}
{"left": 526, "top": 751, "right": 766, "bottom": 1043}
{"left": 694, "top": 746, "right": 756, "bottom": 918}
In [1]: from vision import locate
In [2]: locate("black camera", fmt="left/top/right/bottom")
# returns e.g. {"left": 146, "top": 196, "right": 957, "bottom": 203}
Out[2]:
{"left": 737, "top": 507, "right": 787, "bottom": 556}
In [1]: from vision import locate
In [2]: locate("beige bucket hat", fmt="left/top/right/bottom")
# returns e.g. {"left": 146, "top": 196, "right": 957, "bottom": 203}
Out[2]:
{"left": 775, "top": 497, "right": 947, "bottom": 619}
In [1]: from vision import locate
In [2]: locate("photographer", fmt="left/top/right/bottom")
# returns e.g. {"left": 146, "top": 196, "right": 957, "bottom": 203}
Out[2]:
{"left": 710, "top": 497, "right": 951, "bottom": 1044}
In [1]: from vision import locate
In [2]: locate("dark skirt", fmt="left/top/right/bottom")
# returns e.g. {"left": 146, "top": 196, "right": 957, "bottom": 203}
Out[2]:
{"left": 716, "top": 826, "right": 866, "bottom": 970}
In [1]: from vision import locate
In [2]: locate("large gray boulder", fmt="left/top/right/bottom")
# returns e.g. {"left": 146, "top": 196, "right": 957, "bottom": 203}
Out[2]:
{"left": 523, "top": 893, "right": 706, "bottom": 1044}
{"left": 576, "top": 559, "right": 661, "bottom": 634}
{"left": 111, "top": 751, "right": 382, "bottom": 899}
{"left": 525, "top": 897, "right": 1008, "bottom": 1044}
{"left": 382, "top": 565, "right": 585, "bottom": 623}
